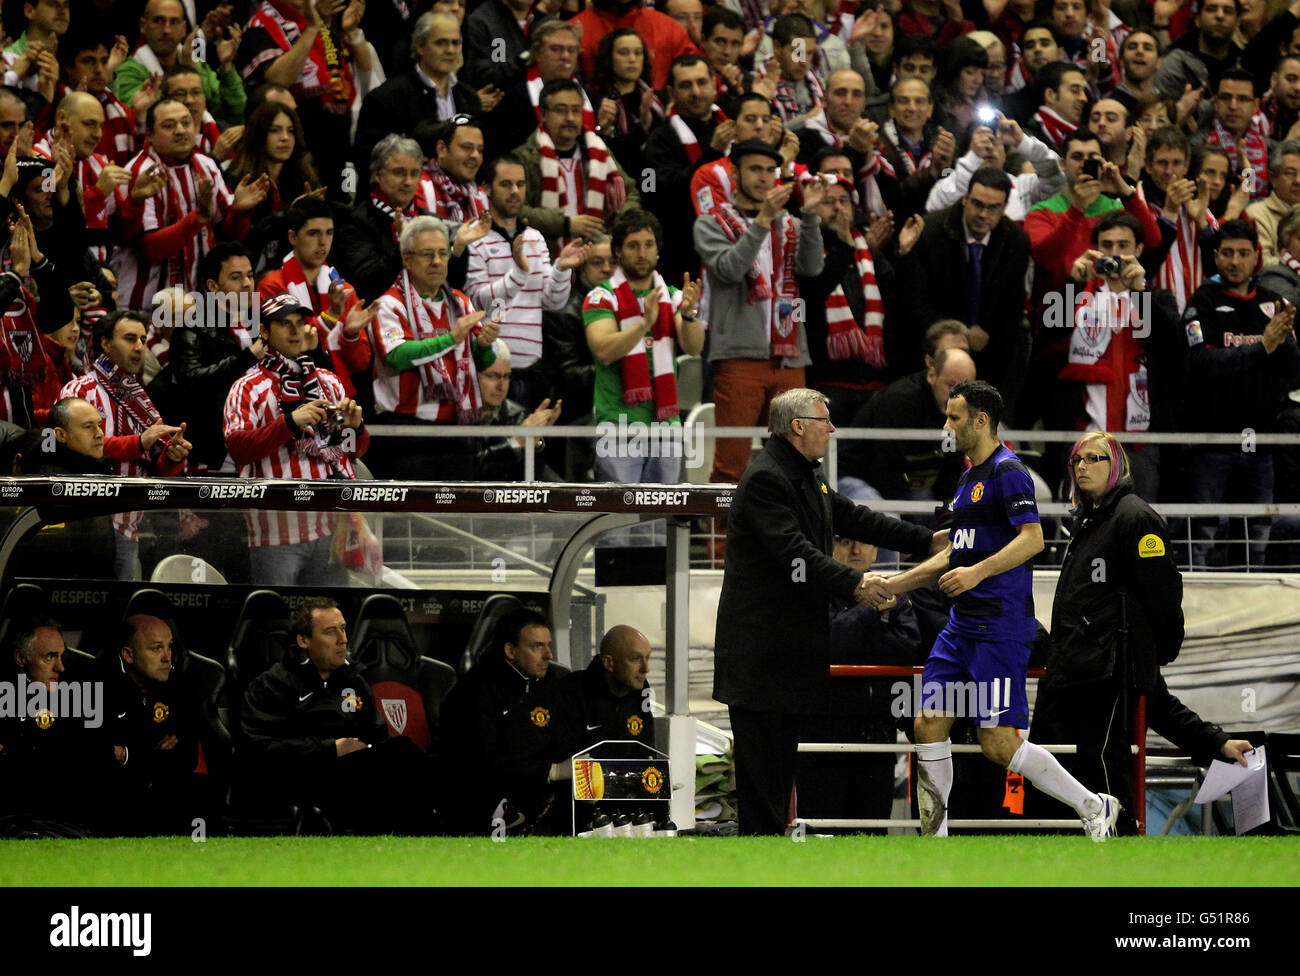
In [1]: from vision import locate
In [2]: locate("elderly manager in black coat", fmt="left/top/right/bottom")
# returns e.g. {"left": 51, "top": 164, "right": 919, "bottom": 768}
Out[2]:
{"left": 714, "top": 387, "right": 944, "bottom": 835}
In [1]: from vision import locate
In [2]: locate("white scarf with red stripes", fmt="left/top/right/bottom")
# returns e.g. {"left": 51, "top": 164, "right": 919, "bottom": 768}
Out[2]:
{"left": 526, "top": 66, "right": 595, "bottom": 131}
{"left": 1136, "top": 179, "right": 1211, "bottom": 309}
{"left": 280, "top": 251, "right": 330, "bottom": 318}
{"left": 1207, "top": 115, "right": 1270, "bottom": 198}
{"left": 98, "top": 90, "right": 136, "bottom": 165}
{"left": 537, "top": 129, "right": 617, "bottom": 218}
{"left": 394, "top": 272, "right": 483, "bottom": 423}
{"left": 669, "top": 104, "right": 727, "bottom": 165}
{"left": 825, "top": 228, "right": 885, "bottom": 366}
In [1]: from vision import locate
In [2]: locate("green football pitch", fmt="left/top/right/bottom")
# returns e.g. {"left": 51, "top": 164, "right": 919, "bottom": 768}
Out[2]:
{"left": 2, "top": 836, "right": 1295, "bottom": 886}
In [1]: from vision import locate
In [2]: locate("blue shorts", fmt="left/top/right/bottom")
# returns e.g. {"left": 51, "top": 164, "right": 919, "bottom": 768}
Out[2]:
{"left": 920, "top": 627, "right": 1031, "bottom": 728}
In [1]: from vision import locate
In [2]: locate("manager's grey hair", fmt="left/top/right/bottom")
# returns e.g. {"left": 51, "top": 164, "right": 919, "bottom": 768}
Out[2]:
{"left": 769, "top": 388, "right": 830, "bottom": 438}
{"left": 399, "top": 215, "right": 450, "bottom": 254}
{"left": 370, "top": 133, "right": 424, "bottom": 182}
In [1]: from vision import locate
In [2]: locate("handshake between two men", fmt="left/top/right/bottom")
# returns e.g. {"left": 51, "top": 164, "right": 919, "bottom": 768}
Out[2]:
{"left": 853, "top": 529, "right": 959, "bottom": 611}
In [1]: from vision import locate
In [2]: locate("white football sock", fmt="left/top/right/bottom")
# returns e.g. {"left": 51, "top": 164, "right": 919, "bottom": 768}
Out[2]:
{"left": 915, "top": 739, "right": 953, "bottom": 836}
{"left": 1009, "top": 740, "right": 1100, "bottom": 817}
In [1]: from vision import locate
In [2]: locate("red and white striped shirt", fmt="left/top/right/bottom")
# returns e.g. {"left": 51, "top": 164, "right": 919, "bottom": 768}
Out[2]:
{"left": 371, "top": 286, "right": 474, "bottom": 421}
{"left": 111, "top": 146, "right": 234, "bottom": 311}
{"left": 98, "top": 89, "right": 139, "bottom": 166}
{"left": 222, "top": 363, "right": 364, "bottom": 547}
{"left": 60, "top": 371, "right": 152, "bottom": 540}
{"left": 463, "top": 227, "right": 572, "bottom": 369}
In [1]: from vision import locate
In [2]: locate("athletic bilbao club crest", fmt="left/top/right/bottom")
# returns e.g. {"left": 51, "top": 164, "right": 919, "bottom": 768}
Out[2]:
{"left": 381, "top": 698, "right": 408, "bottom": 735}
{"left": 529, "top": 706, "right": 550, "bottom": 727}
{"left": 626, "top": 715, "right": 643, "bottom": 736}
{"left": 152, "top": 702, "right": 169, "bottom": 723}
{"left": 9, "top": 328, "right": 32, "bottom": 363}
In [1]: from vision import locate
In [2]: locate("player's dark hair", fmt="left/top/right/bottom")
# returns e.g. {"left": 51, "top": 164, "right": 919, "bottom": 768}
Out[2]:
{"left": 285, "top": 196, "right": 334, "bottom": 234}
{"left": 892, "top": 33, "right": 937, "bottom": 67}
{"left": 496, "top": 607, "right": 550, "bottom": 656}
{"left": 1144, "top": 124, "right": 1189, "bottom": 162}
{"left": 291, "top": 597, "right": 341, "bottom": 641}
{"left": 772, "top": 13, "right": 816, "bottom": 46}
{"left": 703, "top": 7, "right": 743, "bottom": 38}
{"left": 1215, "top": 217, "right": 1258, "bottom": 248}
{"left": 538, "top": 77, "right": 583, "bottom": 111}
{"left": 94, "top": 309, "right": 148, "bottom": 357}
{"left": 1215, "top": 66, "right": 1256, "bottom": 96}
{"left": 1061, "top": 126, "right": 1102, "bottom": 156}
{"left": 1034, "top": 60, "right": 1085, "bottom": 106}
{"left": 1091, "top": 209, "right": 1141, "bottom": 244}
{"left": 969, "top": 165, "right": 1012, "bottom": 199}
{"left": 667, "top": 53, "right": 709, "bottom": 87}
{"left": 610, "top": 207, "right": 661, "bottom": 250}
{"left": 197, "top": 242, "right": 252, "bottom": 290}
{"left": 950, "top": 379, "right": 1004, "bottom": 430}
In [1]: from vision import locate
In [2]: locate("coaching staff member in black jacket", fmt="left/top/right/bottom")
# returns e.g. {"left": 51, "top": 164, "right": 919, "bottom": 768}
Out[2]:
{"left": 714, "top": 387, "right": 944, "bottom": 835}
{"left": 241, "top": 597, "right": 434, "bottom": 833}
{"left": 1028, "top": 431, "right": 1254, "bottom": 835}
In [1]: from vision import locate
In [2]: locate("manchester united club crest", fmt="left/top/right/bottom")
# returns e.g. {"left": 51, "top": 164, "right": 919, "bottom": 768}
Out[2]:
{"left": 34, "top": 708, "right": 53, "bottom": 729}
{"left": 971, "top": 482, "right": 985, "bottom": 502}
{"left": 626, "top": 715, "right": 643, "bottom": 736}
{"left": 641, "top": 766, "right": 664, "bottom": 793}
{"left": 530, "top": 706, "right": 550, "bottom": 727}
{"left": 152, "top": 702, "right": 169, "bottom": 723}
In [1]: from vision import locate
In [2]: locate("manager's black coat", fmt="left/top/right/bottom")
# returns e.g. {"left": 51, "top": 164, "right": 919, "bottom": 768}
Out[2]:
{"left": 713, "top": 435, "right": 933, "bottom": 713}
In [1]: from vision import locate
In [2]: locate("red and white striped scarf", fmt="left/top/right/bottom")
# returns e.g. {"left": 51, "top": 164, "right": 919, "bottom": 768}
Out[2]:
{"left": 1136, "top": 179, "right": 1211, "bottom": 309}
{"left": 91, "top": 355, "right": 162, "bottom": 453}
{"left": 876, "top": 119, "right": 932, "bottom": 178}
{"left": 418, "top": 162, "right": 489, "bottom": 223}
{"left": 280, "top": 251, "right": 331, "bottom": 317}
{"left": 711, "top": 203, "right": 800, "bottom": 358}
{"left": 393, "top": 272, "right": 483, "bottom": 423}
{"left": 526, "top": 65, "right": 596, "bottom": 131}
{"left": 1283, "top": 249, "right": 1300, "bottom": 276}
{"left": 1005, "top": 53, "right": 1032, "bottom": 93}
{"left": 256, "top": 345, "right": 348, "bottom": 462}
{"left": 537, "top": 129, "right": 618, "bottom": 218}
{"left": 825, "top": 228, "right": 885, "bottom": 366}
{"left": 1207, "top": 115, "right": 1270, "bottom": 199}
{"left": 756, "top": 59, "right": 825, "bottom": 123}
{"left": 97, "top": 90, "right": 136, "bottom": 165}
{"left": 668, "top": 104, "right": 727, "bottom": 165}
{"left": 607, "top": 266, "right": 679, "bottom": 421}
{"left": 248, "top": 0, "right": 356, "bottom": 113}
{"left": 1032, "top": 105, "right": 1077, "bottom": 152}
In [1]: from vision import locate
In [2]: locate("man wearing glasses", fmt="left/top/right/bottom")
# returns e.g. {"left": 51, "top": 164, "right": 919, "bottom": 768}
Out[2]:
{"left": 714, "top": 386, "right": 942, "bottom": 835}
{"left": 354, "top": 11, "right": 484, "bottom": 172}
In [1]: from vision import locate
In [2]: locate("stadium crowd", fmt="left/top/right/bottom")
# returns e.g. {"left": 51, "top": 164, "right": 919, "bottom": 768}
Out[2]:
{"left": 0, "top": 0, "right": 1293, "bottom": 549}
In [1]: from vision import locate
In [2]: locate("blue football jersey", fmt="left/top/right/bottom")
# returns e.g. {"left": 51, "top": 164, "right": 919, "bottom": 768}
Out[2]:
{"left": 946, "top": 445, "right": 1040, "bottom": 641}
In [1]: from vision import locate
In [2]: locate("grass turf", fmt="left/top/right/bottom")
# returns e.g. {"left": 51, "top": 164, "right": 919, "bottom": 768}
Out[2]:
{"left": 2, "top": 835, "right": 1295, "bottom": 886}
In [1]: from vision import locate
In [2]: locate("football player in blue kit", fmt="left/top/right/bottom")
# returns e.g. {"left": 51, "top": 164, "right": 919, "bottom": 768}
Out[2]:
{"left": 864, "top": 380, "right": 1122, "bottom": 840}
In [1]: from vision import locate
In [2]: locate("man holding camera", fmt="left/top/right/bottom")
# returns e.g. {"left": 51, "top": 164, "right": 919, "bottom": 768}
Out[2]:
{"left": 222, "top": 294, "right": 370, "bottom": 586}
{"left": 1058, "top": 211, "right": 1182, "bottom": 499}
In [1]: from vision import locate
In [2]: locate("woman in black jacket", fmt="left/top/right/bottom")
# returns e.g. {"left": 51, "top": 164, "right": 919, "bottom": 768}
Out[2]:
{"left": 1028, "top": 430, "right": 1253, "bottom": 835}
